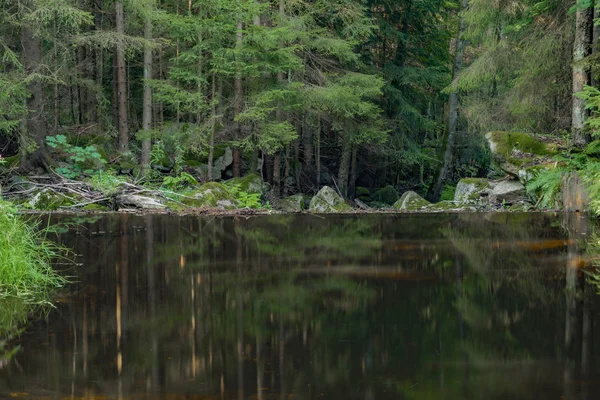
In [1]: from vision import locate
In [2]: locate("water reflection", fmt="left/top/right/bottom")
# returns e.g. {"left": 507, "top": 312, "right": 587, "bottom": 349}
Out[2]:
{"left": 1, "top": 213, "right": 600, "bottom": 399}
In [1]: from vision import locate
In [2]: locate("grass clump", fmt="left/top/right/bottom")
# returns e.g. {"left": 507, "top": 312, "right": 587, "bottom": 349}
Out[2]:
{"left": 0, "top": 200, "right": 67, "bottom": 302}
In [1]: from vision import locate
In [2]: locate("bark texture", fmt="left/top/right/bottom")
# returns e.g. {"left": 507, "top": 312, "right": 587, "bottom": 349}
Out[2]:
{"left": 572, "top": 4, "right": 593, "bottom": 147}
{"left": 115, "top": 2, "right": 129, "bottom": 153}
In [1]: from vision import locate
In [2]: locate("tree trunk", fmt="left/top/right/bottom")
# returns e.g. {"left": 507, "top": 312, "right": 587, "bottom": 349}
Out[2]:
{"left": 428, "top": 0, "right": 468, "bottom": 202}
{"left": 349, "top": 145, "right": 357, "bottom": 199}
{"left": 115, "top": 1, "right": 129, "bottom": 153}
{"left": 337, "top": 140, "right": 352, "bottom": 197}
{"left": 272, "top": 154, "right": 282, "bottom": 196}
{"left": 141, "top": 15, "right": 153, "bottom": 173}
{"left": 233, "top": 21, "right": 243, "bottom": 177}
{"left": 208, "top": 74, "right": 217, "bottom": 181}
{"left": 572, "top": 3, "right": 593, "bottom": 147}
{"left": 316, "top": 117, "right": 321, "bottom": 186}
{"left": 20, "top": 9, "right": 49, "bottom": 170}
{"left": 303, "top": 119, "right": 313, "bottom": 170}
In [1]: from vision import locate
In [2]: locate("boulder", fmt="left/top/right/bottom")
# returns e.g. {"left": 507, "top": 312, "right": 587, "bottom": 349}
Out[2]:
{"left": 309, "top": 186, "right": 352, "bottom": 213}
{"left": 486, "top": 131, "right": 558, "bottom": 179}
{"left": 393, "top": 191, "right": 431, "bottom": 211}
{"left": 454, "top": 178, "right": 492, "bottom": 203}
{"left": 185, "top": 182, "right": 237, "bottom": 209}
{"left": 225, "top": 173, "right": 266, "bottom": 195}
{"left": 213, "top": 147, "right": 233, "bottom": 178}
{"left": 488, "top": 180, "right": 527, "bottom": 204}
{"left": 372, "top": 185, "right": 399, "bottom": 205}
{"left": 117, "top": 194, "right": 166, "bottom": 210}
{"left": 279, "top": 194, "right": 310, "bottom": 212}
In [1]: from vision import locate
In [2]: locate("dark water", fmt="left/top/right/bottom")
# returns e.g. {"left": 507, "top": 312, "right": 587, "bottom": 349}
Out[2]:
{"left": 1, "top": 212, "right": 599, "bottom": 399}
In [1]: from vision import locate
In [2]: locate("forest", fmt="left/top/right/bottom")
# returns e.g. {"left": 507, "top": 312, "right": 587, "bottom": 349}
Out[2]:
{"left": 1, "top": 0, "right": 600, "bottom": 212}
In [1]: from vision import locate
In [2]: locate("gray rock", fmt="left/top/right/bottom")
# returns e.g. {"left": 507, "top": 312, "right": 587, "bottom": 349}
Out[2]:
{"left": 309, "top": 186, "right": 352, "bottom": 213}
{"left": 454, "top": 178, "right": 492, "bottom": 203}
{"left": 213, "top": 147, "right": 233, "bottom": 177}
{"left": 393, "top": 191, "right": 431, "bottom": 210}
{"left": 225, "top": 174, "right": 266, "bottom": 195}
{"left": 118, "top": 194, "right": 166, "bottom": 210}
{"left": 279, "top": 194, "right": 310, "bottom": 212}
{"left": 489, "top": 181, "right": 527, "bottom": 204}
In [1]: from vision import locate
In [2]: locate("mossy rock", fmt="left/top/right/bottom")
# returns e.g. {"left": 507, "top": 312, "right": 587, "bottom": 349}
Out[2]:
{"left": 279, "top": 194, "right": 311, "bottom": 212}
{"left": 27, "top": 189, "right": 79, "bottom": 211}
{"left": 486, "top": 132, "right": 558, "bottom": 177}
{"left": 393, "top": 191, "right": 431, "bottom": 211}
{"left": 184, "top": 182, "right": 237, "bottom": 209}
{"left": 372, "top": 185, "right": 399, "bottom": 205}
{"left": 454, "top": 178, "right": 492, "bottom": 203}
{"left": 224, "top": 174, "right": 266, "bottom": 195}
{"left": 309, "top": 186, "right": 353, "bottom": 213}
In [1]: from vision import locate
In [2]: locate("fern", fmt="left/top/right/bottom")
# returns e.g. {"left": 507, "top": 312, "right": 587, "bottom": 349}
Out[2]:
{"left": 162, "top": 172, "right": 198, "bottom": 191}
{"left": 526, "top": 168, "right": 564, "bottom": 209}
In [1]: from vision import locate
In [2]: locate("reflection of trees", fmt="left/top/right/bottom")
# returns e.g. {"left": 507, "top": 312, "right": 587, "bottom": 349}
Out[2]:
{"left": 2, "top": 213, "right": 595, "bottom": 400}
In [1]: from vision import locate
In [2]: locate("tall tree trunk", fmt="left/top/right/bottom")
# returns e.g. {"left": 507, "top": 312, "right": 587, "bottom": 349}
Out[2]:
{"left": 233, "top": 21, "right": 243, "bottom": 177}
{"left": 271, "top": 0, "right": 286, "bottom": 196}
{"left": 141, "top": 14, "right": 153, "bottom": 173}
{"left": 115, "top": 1, "right": 129, "bottom": 153}
{"left": 337, "top": 139, "right": 352, "bottom": 197}
{"left": 208, "top": 74, "right": 217, "bottom": 181}
{"left": 428, "top": 0, "right": 468, "bottom": 202}
{"left": 572, "top": 3, "right": 593, "bottom": 147}
{"left": 20, "top": 7, "right": 49, "bottom": 170}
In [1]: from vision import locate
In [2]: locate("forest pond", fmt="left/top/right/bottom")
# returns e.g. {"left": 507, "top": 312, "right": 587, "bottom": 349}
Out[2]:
{"left": 1, "top": 212, "right": 600, "bottom": 399}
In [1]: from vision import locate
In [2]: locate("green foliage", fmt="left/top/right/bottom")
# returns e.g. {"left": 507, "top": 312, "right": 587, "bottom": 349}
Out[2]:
{"left": 576, "top": 86, "right": 600, "bottom": 137}
{"left": 228, "top": 183, "right": 263, "bottom": 209}
{"left": 162, "top": 172, "right": 198, "bottom": 191}
{"left": 441, "top": 185, "right": 457, "bottom": 201}
{"left": 46, "top": 135, "right": 106, "bottom": 178}
{"left": 526, "top": 168, "right": 564, "bottom": 209}
{"left": 88, "top": 170, "right": 128, "bottom": 196}
{"left": 0, "top": 200, "right": 67, "bottom": 302}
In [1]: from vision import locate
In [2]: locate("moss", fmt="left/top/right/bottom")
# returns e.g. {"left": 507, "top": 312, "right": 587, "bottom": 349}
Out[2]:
{"left": 309, "top": 186, "right": 353, "bottom": 213}
{"left": 279, "top": 194, "right": 311, "bottom": 212}
{"left": 372, "top": 185, "right": 399, "bottom": 205}
{"left": 27, "top": 190, "right": 78, "bottom": 211}
{"left": 184, "top": 182, "right": 237, "bottom": 209}
{"left": 165, "top": 200, "right": 187, "bottom": 212}
{"left": 424, "top": 201, "right": 471, "bottom": 212}
{"left": 393, "top": 191, "right": 431, "bottom": 210}
{"left": 455, "top": 178, "right": 492, "bottom": 202}
{"left": 225, "top": 174, "right": 265, "bottom": 195}
{"left": 489, "top": 131, "right": 556, "bottom": 157}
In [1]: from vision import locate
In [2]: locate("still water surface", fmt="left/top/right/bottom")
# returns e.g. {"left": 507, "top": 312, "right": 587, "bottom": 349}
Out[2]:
{"left": 0, "top": 212, "right": 599, "bottom": 399}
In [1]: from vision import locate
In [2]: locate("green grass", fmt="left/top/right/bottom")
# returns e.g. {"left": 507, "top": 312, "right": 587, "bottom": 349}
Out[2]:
{"left": 0, "top": 200, "right": 67, "bottom": 302}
